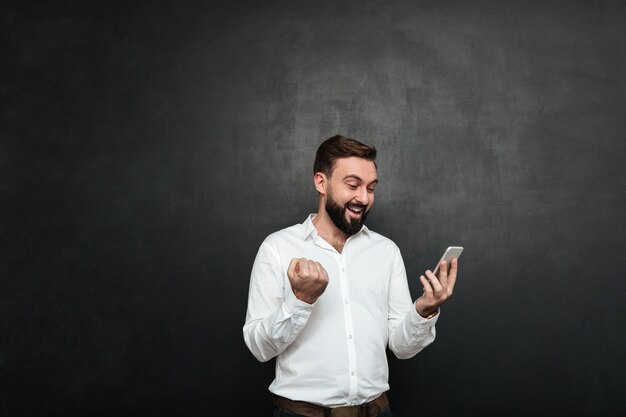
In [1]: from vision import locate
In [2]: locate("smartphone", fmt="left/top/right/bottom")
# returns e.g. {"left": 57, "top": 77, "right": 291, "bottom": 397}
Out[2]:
{"left": 432, "top": 246, "right": 463, "bottom": 275}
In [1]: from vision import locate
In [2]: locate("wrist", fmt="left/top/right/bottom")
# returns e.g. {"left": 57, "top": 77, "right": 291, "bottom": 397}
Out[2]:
{"left": 421, "top": 309, "right": 438, "bottom": 319}
{"left": 416, "top": 303, "right": 438, "bottom": 319}
{"left": 293, "top": 289, "right": 317, "bottom": 305}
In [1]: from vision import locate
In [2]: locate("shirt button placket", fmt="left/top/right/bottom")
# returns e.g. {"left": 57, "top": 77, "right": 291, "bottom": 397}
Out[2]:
{"left": 339, "top": 256, "right": 358, "bottom": 401}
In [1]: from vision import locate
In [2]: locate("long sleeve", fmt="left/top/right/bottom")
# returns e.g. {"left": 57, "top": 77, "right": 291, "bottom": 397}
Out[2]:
{"left": 386, "top": 246, "right": 438, "bottom": 359}
{"left": 243, "top": 239, "right": 314, "bottom": 362}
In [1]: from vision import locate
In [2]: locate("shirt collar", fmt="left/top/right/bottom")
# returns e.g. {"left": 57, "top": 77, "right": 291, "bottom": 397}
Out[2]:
{"left": 301, "top": 213, "right": 370, "bottom": 240}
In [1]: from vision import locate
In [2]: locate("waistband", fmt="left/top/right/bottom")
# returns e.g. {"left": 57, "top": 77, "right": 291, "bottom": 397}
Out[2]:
{"left": 273, "top": 392, "right": 389, "bottom": 417}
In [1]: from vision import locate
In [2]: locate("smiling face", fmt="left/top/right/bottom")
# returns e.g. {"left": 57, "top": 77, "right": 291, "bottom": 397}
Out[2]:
{"left": 318, "top": 157, "right": 378, "bottom": 236}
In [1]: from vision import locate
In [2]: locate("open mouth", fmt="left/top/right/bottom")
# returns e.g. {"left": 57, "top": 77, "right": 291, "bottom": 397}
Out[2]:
{"left": 346, "top": 204, "right": 366, "bottom": 217}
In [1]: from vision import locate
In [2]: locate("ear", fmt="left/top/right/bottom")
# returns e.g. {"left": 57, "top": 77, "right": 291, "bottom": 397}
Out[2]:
{"left": 313, "top": 172, "right": 327, "bottom": 195}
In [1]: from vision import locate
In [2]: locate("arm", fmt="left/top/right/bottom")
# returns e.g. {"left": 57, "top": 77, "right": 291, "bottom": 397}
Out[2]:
{"left": 387, "top": 247, "right": 438, "bottom": 359}
{"left": 388, "top": 250, "right": 460, "bottom": 359}
{"left": 243, "top": 240, "right": 328, "bottom": 362}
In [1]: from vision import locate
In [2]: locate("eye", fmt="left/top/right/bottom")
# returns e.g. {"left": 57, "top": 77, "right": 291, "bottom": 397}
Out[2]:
{"left": 347, "top": 184, "right": 358, "bottom": 190}
{"left": 367, "top": 188, "right": 375, "bottom": 193}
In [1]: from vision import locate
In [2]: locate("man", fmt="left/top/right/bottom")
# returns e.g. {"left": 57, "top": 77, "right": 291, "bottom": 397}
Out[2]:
{"left": 243, "top": 135, "right": 459, "bottom": 417}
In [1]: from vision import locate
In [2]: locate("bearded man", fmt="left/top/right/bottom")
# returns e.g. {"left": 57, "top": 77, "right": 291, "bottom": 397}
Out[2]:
{"left": 243, "top": 135, "right": 459, "bottom": 417}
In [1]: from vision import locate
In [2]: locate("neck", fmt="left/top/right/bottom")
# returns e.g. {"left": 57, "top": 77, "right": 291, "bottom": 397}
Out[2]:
{"left": 312, "top": 211, "right": 348, "bottom": 252}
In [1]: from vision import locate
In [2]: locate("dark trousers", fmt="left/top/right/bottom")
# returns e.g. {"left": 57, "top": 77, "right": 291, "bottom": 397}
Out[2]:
{"left": 273, "top": 406, "right": 393, "bottom": 417}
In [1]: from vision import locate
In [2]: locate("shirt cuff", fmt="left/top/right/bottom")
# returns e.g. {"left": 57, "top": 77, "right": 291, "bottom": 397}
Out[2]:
{"left": 410, "top": 303, "right": 440, "bottom": 325}
{"left": 284, "top": 287, "right": 315, "bottom": 317}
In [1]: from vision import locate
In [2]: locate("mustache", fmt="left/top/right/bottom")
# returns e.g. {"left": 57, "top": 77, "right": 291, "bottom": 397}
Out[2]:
{"left": 346, "top": 203, "right": 367, "bottom": 211}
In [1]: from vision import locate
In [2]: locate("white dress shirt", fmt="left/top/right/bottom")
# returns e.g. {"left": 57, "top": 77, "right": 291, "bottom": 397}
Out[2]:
{"left": 243, "top": 214, "right": 438, "bottom": 407}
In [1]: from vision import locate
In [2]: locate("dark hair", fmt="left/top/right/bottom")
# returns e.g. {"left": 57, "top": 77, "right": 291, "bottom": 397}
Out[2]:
{"left": 313, "top": 135, "right": 377, "bottom": 177}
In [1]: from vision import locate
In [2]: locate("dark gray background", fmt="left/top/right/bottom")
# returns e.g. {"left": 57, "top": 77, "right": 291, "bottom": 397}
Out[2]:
{"left": 2, "top": 1, "right": 625, "bottom": 416}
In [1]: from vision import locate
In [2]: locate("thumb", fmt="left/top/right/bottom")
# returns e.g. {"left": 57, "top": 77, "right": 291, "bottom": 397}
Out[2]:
{"left": 287, "top": 258, "right": 300, "bottom": 279}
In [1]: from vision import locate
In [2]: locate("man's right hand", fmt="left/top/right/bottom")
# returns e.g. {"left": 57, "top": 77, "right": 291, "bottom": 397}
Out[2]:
{"left": 287, "top": 258, "right": 329, "bottom": 304}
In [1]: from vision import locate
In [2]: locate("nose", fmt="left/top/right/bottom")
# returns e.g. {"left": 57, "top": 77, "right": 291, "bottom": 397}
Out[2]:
{"left": 355, "top": 186, "right": 370, "bottom": 205}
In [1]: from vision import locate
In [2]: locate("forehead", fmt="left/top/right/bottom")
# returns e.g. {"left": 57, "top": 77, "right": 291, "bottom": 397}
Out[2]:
{"left": 332, "top": 157, "right": 378, "bottom": 182}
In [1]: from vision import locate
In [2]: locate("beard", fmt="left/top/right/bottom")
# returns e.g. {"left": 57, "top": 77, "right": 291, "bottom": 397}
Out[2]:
{"left": 325, "top": 189, "right": 370, "bottom": 236}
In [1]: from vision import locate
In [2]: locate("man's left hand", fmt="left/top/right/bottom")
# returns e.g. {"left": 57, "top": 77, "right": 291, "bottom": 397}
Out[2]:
{"left": 415, "top": 258, "right": 459, "bottom": 318}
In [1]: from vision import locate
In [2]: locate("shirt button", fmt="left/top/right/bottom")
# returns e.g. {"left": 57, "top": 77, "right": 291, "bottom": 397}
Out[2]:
{"left": 351, "top": 371, "right": 355, "bottom": 376}
{"left": 341, "top": 267, "right": 345, "bottom": 272}
{"left": 344, "top": 300, "right": 349, "bottom": 305}
{"left": 348, "top": 334, "right": 353, "bottom": 339}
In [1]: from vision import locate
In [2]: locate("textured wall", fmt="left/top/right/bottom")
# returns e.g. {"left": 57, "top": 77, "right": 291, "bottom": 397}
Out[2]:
{"left": 2, "top": 1, "right": 625, "bottom": 416}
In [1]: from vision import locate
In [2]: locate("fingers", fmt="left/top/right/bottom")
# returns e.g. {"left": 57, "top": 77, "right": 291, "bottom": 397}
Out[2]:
{"left": 438, "top": 260, "right": 448, "bottom": 289}
{"left": 287, "top": 258, "right": 300, "bottom": 279}
{"left": 300, "top": 260, "right": 324, "bottom": 279}
{"left": 288, "top": 258, "right": 328, "bottom": 281}
{"left": 434, "top": 259, "right": 460, "bottom": 296}
{"left": 446, "top": 258, "right": 458, "bottom": 295}
{"left": 298, "top": 259, "right": 312, "bottom": 277}
{"left": 425, "top": 269, "right": 443, "bottom": 294}
{"left": 418, "top": 259, "right": 459, "bottom": 312}
{"left": 313, "top": 261, "right": 329, "bottom": 280}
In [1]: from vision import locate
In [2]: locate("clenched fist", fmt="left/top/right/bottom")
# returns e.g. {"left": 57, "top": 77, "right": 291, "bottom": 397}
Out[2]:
{"left": 287, "top": 258, "right": 329, "bottom": 304}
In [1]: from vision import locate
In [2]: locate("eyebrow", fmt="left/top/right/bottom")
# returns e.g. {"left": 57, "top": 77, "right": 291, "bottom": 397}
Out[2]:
{"left": 343, "top": 174, "right": 379, "bottom": 186}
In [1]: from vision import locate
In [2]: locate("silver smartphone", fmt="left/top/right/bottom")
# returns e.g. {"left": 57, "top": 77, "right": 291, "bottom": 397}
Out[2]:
{"left": 432, "top": 246, "right": 463, "bottom": 275}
